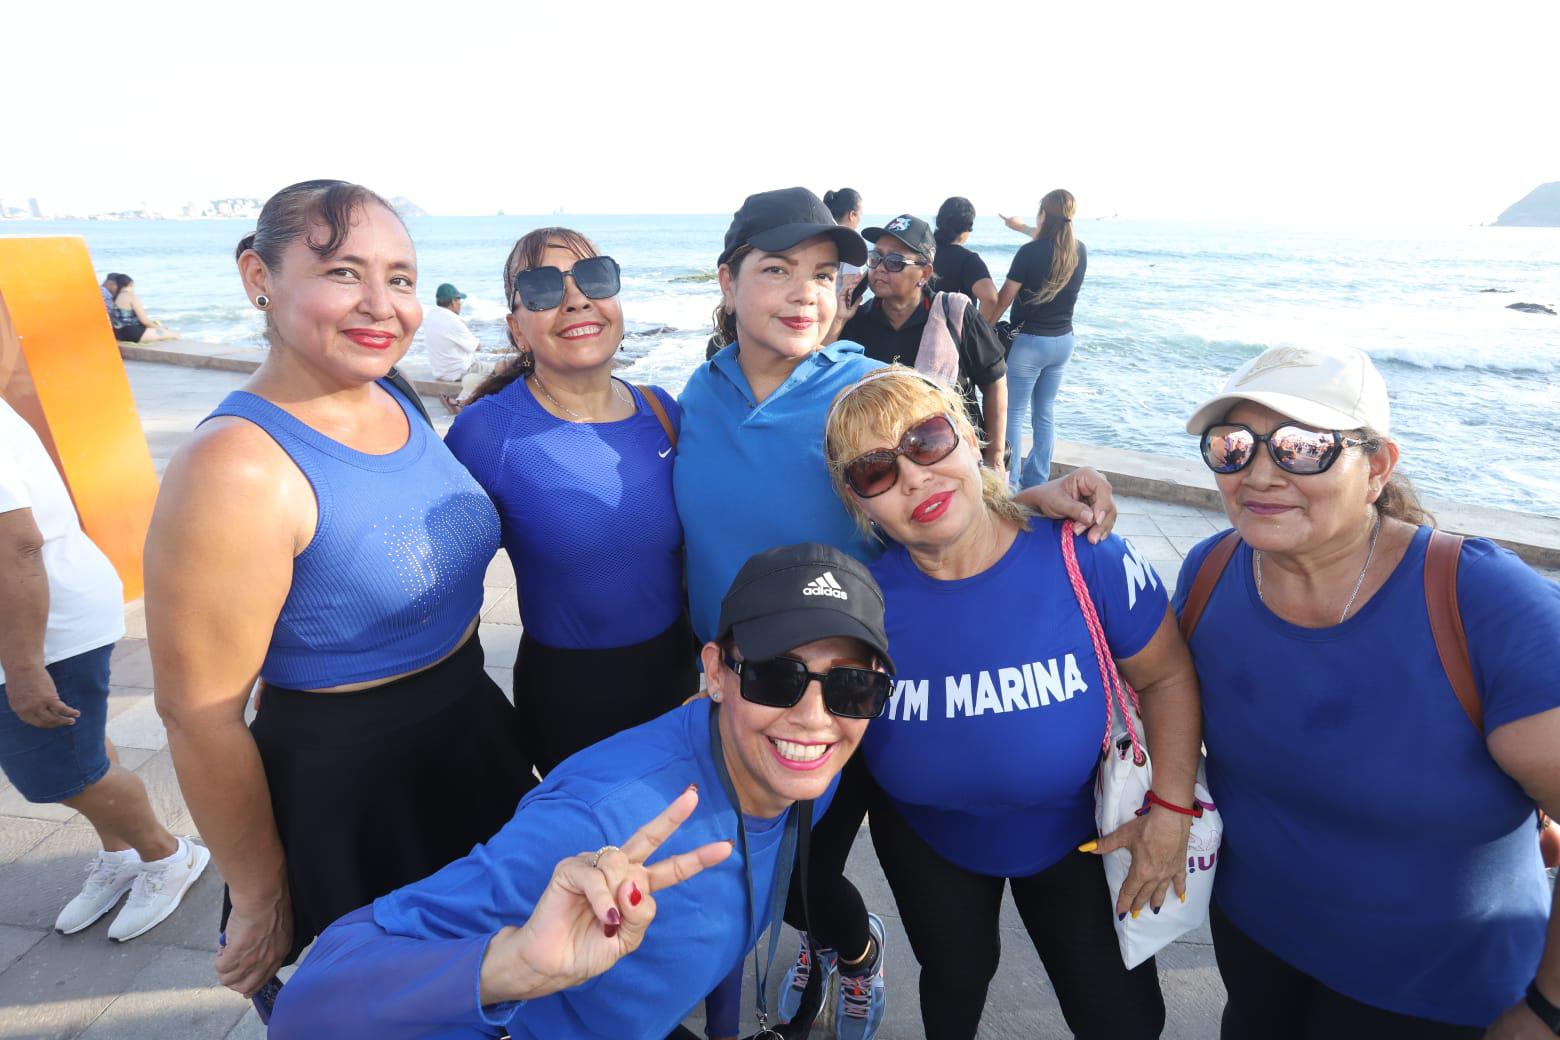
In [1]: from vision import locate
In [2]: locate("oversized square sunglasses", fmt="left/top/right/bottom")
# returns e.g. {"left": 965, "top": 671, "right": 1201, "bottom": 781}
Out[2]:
{"left": 724, "top": 655, "right": 892, "bottom": 719}
{"left": 841, "top": 414, "right": 960, "bottom": 498}
{"left": 512, "top": 255, "right": 622, "bottom": 312}
{"left": 1200, "top": 422, "right": 1366, "bottom": 476}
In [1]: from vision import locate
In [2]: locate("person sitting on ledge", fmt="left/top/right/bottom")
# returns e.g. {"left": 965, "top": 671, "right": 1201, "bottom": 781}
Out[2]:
{"left": 102, "top": 273, "right": 179, "bottom": 343}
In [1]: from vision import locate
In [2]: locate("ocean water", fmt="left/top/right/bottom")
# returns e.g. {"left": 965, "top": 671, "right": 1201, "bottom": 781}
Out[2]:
{"left": 6, "top": 215, "right": 1557, "bottom": 515}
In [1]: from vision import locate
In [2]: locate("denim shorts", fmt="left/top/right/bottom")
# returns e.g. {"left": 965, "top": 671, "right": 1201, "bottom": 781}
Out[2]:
{"left": 0, "top": 644, "right": 114, "bottom": 802}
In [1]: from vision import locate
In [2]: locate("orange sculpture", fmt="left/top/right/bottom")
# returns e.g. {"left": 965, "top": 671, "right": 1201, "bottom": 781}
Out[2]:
{"left": 0, "top": 237, "right": 159, "bottom": 600}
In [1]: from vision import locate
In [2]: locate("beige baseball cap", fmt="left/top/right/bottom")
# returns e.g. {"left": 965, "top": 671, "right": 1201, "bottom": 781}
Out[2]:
{"left": 1185, "top": 345, "right": 1391, "bottom": 436}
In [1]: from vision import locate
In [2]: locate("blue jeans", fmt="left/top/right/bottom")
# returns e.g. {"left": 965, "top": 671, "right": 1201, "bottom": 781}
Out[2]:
{"left": 0, "top": 644, "right": 114, "bottom": 802}
{"left": 1005, "top": 331, "right": 1075, "bottom": 489}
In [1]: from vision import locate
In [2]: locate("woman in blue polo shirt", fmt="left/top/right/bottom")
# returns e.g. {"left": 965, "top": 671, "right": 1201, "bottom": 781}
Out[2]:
{"left": 1174, "top": 344, "right": 1560, "bottom": 1038}
{"left": 674, "top": 188, "right": 1125, "bottom": 1038}
{"left": 445, "top": 227, "right": 693, "bottom": 775}
{"left": 267, "top": 543, "right": 895, "bottom": 1040}
{"left": 821, "top": 366, "right": 1203, "bottom": 1038}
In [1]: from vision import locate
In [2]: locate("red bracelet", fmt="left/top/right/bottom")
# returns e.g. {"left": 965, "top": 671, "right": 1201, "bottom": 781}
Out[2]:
{"left": 1134, "top": 790, "right": 1203, "bottom": 818}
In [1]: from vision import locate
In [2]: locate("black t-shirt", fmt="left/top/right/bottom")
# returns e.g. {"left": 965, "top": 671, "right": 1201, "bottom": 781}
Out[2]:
{"left": 840, "top": 292, "right": 1006, "bottom": 427}
{"left": 931, "top": 242, "right": 993, "bottom": 301}
{"left": 1006, "top": 238, "right": 1087, "bottom": 336}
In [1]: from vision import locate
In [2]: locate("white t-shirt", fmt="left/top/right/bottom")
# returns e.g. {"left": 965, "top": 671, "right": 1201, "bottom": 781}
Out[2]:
{"left": 422, "top": 305, "right": 481, "bottom": 382}
{"left": 0, "top": 400, "right": 124, "bottom": 684}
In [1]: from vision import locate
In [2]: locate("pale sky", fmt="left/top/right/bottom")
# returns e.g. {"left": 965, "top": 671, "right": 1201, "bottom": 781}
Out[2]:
{"left": 5, "top": 0, "right": 1557, "bottom": 225}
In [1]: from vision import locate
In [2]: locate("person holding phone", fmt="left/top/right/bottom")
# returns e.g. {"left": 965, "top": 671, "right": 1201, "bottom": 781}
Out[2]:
{"left": 267, "top": 543, "right": 895, "bottom": 1040}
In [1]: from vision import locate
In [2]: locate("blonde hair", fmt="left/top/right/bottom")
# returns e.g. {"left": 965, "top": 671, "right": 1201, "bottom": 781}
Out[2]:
{"left": 1023, "top": 189, "right": 1079, "bottom": 306}
{"left": 823, "top": 366, "right": 1032, "bottom": 534}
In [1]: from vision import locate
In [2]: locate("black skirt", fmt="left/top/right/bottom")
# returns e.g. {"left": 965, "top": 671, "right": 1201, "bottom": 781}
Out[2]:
{"left": 514, "top": 616, "right": 700, "bottom": 776}
{"left": 238, "top": 631, "right": 536, "bottom": 961}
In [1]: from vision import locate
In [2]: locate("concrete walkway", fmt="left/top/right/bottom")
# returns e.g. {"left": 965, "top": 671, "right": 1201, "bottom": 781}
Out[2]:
{"left": 0, "top": 361, "right": 1547, "bottom": 1039}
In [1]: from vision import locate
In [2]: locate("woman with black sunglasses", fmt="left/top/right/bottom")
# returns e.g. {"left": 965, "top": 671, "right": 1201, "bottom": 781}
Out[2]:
{"left": 443, "top": 228, "right": 696, "bottom": 778}
{"left": 822, "top": 366, "right": 1205, "bottom": 1039}
{"left": 677, "top": 188, "right": 1120, "bottom": 1039}
{"left": 267, "top": 543, "right": 894, "bottom": 1040}
{"left": 1175, "top": 344, "right": 1560, "bottom": 1039}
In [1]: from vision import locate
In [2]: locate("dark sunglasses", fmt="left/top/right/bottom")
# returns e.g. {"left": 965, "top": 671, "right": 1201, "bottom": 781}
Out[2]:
{"left": 867, "top": 250, "right": 928, "bottom": 273}
{"left": 724, "top": 655, "right": 892, "bottom": 719}
{"left": 1200, "top": 422, "right": 1366, "bottom": 476}
{"left": 512, "top": 255, "right": 621, "bottom": 312}
{"left": 842, "top": 414, "right": 960, "bottom": 498}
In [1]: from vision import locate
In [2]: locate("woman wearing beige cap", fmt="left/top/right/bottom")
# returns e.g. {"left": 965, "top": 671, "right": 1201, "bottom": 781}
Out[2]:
{"left": 1175, "top": 344, "right": 1560, "bottom": 1038}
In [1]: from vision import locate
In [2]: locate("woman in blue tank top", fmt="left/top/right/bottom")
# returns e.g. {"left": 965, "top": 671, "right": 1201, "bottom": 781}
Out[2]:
{"left": 145, "top": 181, "right": 536, "bottom": 1001}
{"left": 1174, "top": 344, "right": 1560, "bottom": 1038}
{"left": 444, "top": 227, "right": 695, "bottom": 778}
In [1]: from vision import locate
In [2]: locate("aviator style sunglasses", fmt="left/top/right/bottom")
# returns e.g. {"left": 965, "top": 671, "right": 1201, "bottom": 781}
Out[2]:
{"left": 866, "top": 250, "right": 929, "bottom": 273}
{"left": 842, "top": 414, "right": 960, "bottom": 498}
{"left": 724, "top": 655, "right": 892, "bottom": 719}
{"left": 1200, "top": 422, "right": 1366, "bottom": 476}
{"left": 512, "top": 255, "right": 622, "bottom": 312}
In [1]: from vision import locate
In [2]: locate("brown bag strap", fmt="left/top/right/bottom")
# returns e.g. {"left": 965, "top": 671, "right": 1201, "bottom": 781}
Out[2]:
{"left": 636, "top": 384, "right": 677, "bottom": 449}
{"left": 1425, "top": 530, "right": 1480, "bottom": 732}
{"left": 1178, "top": 529, "right": 1242, "bottom": 641}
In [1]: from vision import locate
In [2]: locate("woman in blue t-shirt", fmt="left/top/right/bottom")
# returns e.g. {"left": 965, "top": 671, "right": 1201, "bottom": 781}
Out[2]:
{"left": 676, "top": 188, "right": 1123, "bottom": 1038}
{"left": 821, "top": 366, "right": 1205, "bottom": 1039}
{"left": 445, "top": 227, "right": 695, "bottom": 776}
{"left": 1174, "top": 344, "right": 1560, "bottom": 1038}
{"left": 987, "top": 188, "right": 1087, "bottom": 491}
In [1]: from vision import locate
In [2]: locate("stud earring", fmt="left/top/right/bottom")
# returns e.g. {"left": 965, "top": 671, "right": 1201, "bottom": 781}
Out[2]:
{"left": 254, "top": 294, "right": 269, "bottom": 309}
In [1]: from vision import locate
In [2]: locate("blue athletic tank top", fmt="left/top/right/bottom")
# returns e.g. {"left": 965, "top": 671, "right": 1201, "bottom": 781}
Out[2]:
{"left": 203, "top": 380, "right": 501, "bottom": 689}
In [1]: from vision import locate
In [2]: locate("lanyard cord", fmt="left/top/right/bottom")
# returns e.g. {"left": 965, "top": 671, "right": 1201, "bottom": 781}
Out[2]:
{"left": 708, "top": 705, "right": 807, "bottom": 1036}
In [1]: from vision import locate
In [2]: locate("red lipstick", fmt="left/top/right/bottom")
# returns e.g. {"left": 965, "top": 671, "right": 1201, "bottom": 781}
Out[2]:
{"left": 344, "top": 329, "right": 396, "bottom": 350}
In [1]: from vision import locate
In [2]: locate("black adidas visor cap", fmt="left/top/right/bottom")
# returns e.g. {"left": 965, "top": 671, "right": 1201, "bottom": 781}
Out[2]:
{"left": 715, "top": 543, "right": 895, "bottom": 674}
{"left": 718, "top": 187, "right": 869, "bottom": 268}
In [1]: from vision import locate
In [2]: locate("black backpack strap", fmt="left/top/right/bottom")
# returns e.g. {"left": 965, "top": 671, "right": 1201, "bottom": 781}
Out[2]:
{"left": 383, "top": 366, "right": 434, "bottom": 428}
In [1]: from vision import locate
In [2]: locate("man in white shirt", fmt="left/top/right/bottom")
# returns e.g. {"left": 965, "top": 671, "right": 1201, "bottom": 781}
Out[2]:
{"left": 0, "top": 399, "right": 209, "bottom": 941}
{"left": 423, "top": 283, "right": 493, "bottom": 411}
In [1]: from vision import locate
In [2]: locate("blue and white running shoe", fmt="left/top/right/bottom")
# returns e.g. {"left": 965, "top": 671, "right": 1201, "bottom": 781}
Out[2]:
{"left": 834, "top": 912, "right": 887, "bottom": 1040}
{"left": 778, "top": 932, "right": 837, "bottom": 1029}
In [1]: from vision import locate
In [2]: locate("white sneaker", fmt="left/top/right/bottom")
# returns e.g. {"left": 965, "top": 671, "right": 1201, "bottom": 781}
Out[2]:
{"left": 108, "top": 838, "right": 211, "bottom": 942}
{"left": 55, "top": 850, "right": 141, "bottom": 934}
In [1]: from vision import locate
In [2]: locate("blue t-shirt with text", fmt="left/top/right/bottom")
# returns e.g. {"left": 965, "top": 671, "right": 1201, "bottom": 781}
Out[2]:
{"left": 866, "top": 521, "right": 1167, "bottom": 876}
{"left": 1174, "top": 527, "right": 1560, "bottom": 1027}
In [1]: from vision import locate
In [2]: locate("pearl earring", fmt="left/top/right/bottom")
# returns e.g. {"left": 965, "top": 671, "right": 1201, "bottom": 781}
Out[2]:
{"left": 254, "top": 294, "right": 269, "bottom": 309}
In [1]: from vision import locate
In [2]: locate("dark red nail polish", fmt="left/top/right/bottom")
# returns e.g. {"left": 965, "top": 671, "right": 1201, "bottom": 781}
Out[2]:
{"left": 630, "top": 884, "right": 642, "bottom": 907}
{"left": 606, "top": 908, "right": 621, "bottom": 927}
{"left": 603, "top": 922, "right": 619, "bottom": 939}
{"left": 688, "top": 783, "right": 698, "bottom": 793}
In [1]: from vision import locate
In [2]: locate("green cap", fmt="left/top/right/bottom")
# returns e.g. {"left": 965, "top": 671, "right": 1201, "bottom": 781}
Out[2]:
{"left": 435, "top": 283, "right": 466, "bottom": 304}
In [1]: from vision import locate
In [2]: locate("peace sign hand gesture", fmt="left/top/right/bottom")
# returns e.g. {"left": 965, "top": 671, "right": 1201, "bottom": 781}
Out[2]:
{"left": 478, "top": 785, "right": 732, "bottom": 1006}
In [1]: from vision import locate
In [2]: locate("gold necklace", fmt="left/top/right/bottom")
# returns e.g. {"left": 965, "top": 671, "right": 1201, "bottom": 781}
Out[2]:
{"left": 530, "top": 374, "right": 627, "bottom": 422}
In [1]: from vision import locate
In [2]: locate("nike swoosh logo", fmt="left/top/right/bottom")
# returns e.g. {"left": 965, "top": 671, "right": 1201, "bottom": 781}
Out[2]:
{"left": 659, "top": 447, "right": 672, "bottom": 458}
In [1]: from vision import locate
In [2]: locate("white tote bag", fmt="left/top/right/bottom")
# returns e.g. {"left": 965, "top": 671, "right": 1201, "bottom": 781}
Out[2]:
{"left": 1060, "top": 525, "right": 1222, "bottom": 969}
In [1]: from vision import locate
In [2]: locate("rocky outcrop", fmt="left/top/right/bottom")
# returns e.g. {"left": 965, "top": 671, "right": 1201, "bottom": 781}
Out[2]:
{"left": 390, "top": 196, "right": 429, "bottom": 218}
{"left": 1508, "top": 303, "right": 1557, "bottom": 316}
{"left": 1494, "top": 183, "right": 1560, "bottom": 227}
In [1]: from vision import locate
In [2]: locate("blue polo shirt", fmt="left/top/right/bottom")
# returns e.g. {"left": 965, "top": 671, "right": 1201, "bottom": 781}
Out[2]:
{"left": 268, "top": 699, "right": 837, "bottom": 1039}
{"left": 675, "top": 341, "right": 884, "bottom": 642}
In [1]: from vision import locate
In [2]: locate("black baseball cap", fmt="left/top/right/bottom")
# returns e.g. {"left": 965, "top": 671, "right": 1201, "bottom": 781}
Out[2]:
{"left": 719, "top": 187, "right": 868, "bottom": 268}
{"left": 716, "top": 543, "right": 894, "bottom": 673}
{"left": 863, "top": 214, "right": 935, "bottom": 259}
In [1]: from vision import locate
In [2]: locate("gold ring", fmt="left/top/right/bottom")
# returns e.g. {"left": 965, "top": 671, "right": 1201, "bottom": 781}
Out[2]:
{"left": 590, "top": 845, "right": 621, "bottom": 869}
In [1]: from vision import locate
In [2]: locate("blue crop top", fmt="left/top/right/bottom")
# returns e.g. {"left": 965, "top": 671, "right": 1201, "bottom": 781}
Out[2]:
{"left": 203, "top": 380, "right": 501, "bottom": 689}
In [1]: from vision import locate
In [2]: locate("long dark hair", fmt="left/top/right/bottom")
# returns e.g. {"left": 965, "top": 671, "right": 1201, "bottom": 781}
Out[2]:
{"left": 466, "top": 227, "right": 602, "bottom": 405}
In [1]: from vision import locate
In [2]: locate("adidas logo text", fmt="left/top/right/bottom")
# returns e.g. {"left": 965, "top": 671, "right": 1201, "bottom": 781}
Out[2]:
{"left": 802, "top": 572, "right": 848, "bottom": 600}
